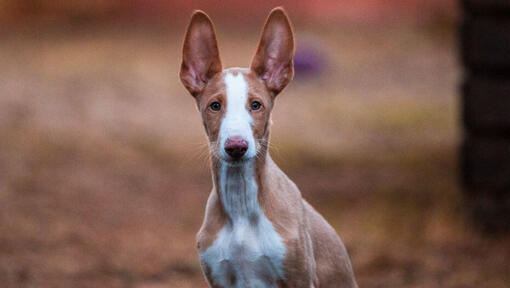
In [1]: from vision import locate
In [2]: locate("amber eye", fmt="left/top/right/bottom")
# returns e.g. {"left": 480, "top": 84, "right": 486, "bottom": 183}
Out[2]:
{"left": 210, "top": 101, "right": 221, "bottom": 111}
{"left": 250, "top": 101, "right": 262, "bottom": 111}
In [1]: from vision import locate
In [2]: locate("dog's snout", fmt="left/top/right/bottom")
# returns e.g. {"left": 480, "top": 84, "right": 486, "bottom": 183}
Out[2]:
{"left": 225, "top": 136, "right": 248, "bottom": 159}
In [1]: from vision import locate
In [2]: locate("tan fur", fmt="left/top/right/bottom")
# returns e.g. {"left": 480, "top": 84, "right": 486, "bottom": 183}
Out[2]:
{"left": 180, "top": 7, "right": 358, "bottom": 288}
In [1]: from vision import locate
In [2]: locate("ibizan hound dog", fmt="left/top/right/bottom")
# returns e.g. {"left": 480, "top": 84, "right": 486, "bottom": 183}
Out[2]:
{"left": 179, "top": 7, "right": 358, "bottom": 288}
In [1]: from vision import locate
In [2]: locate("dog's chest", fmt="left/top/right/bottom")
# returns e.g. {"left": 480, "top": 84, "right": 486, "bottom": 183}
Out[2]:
{"left": 200, "top": 163, "right": 286, "bottom": 287}
{"left": 201, "top": 217, "right": 286, "bottom": 288}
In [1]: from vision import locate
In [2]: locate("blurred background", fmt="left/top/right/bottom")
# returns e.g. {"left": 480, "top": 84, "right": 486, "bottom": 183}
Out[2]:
{"left": 1, "top": 1, "right": 509, "bottom": 287}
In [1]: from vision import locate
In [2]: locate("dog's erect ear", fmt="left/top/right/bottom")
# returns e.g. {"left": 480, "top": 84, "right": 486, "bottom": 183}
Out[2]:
{"left": 180, "top": 11, "right": 222, "bottom": 97}
{"left": 251, "top": 7, "right": 295, "bottom": 96}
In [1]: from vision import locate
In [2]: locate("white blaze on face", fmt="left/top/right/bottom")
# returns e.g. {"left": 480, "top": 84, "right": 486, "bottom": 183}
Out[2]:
{"left": 219, "top": 71, "right": 256, "bottom": 160}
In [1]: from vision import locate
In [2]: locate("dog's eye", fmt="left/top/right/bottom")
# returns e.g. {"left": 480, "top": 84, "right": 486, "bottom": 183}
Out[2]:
{"left": 209, "top": 102, "right": 221, "bottom": 111}
{"left": 250, "top": 101, "right": 262, "bottom": 111}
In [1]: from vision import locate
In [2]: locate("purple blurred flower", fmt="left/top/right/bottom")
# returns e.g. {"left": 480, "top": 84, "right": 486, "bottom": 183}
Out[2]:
{"left": 293, "top": 43, "right": 327, "bottom": 78}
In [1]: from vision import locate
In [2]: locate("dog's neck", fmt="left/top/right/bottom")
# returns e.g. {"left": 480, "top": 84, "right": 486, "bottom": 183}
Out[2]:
{"left": 211, "top": 153, "right": 269, "bottom": 224}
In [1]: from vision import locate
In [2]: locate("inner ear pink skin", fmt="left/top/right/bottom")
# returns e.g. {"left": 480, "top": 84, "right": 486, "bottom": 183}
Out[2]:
{"left": 180, "top": 10, "right": 222, "bottom": 97}
{"left": 250, "top": 8, "right": 295, "bottom": 96}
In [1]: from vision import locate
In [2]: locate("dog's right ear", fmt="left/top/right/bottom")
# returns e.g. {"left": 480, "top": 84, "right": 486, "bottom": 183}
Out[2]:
{"left": 251, "top": 7, "right": 295, "bottom": 97}
{"left": 180, "top": 11, "right": 222, "bottom": 97}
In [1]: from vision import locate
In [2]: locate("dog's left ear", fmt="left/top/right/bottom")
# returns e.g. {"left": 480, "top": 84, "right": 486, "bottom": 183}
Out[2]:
{"left": 251, "top": 7, "right": 295, "bottom": 96}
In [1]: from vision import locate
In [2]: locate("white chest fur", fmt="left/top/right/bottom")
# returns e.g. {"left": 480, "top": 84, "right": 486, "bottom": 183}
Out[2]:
{"left": 201, "top": 161, "right": 286, "bottom": 287}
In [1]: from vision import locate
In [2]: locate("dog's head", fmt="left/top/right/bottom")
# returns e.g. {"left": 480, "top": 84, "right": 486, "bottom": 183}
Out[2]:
{"left": 180, "top": 8, "right": 295, "bottom": 165}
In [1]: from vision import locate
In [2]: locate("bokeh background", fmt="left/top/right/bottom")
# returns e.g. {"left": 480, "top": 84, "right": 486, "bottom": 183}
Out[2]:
{"left": 1, "top": 1, "right": 509, "bottom": 287}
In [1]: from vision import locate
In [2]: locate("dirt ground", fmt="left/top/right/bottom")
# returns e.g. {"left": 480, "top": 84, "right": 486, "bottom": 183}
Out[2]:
{"left": 1, "top": 23, "right": 509, "bottom": 288}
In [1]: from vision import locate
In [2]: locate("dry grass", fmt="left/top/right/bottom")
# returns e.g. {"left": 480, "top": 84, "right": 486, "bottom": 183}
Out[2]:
{"left": 0, "top": 23, "right": 509, "bottom": 287}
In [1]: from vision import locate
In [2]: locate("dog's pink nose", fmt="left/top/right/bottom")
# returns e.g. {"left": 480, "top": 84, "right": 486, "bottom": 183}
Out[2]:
{"left": 224, "top": 136, "right": 248, "bottom": 159}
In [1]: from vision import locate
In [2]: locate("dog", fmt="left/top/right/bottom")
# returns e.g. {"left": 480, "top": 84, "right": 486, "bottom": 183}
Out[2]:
{"left": 179, "top": 7, "right": 358, "bottom": 288}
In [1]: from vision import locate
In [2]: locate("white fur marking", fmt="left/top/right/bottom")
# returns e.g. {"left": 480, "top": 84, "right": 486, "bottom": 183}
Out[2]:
{"left": 219, "top": 72, "right": 257, "bottom": 160}
{"left": 201, "top": 161, "right": 286, "bottom": 287}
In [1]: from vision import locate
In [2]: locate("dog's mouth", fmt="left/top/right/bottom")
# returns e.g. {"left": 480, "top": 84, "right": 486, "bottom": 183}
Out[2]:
{"left": 219, "top": 155, "right": 254, "bottom": 166}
